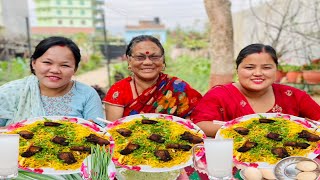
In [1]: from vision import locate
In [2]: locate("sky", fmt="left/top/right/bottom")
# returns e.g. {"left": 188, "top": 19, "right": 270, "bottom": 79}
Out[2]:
{"left": 27, "top": 0, "right": 266, "bottom": 36}
{"left": 105, "top": 0, "right": 266, "bottom": 35}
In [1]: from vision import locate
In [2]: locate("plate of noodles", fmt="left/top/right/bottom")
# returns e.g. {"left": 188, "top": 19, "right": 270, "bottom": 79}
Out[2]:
{"left": 4, "top": 116, "right": 113, "bottom": 175}
{"left": 107, "top": 113, "right": 205, "bottom": 172}
{"left": 216, "top": 113, "right": 320, "bottom": 168}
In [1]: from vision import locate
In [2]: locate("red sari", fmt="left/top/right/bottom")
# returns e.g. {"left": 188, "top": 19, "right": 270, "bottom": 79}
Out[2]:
{"left": 191, "top": 83, "right": 320, "bottom": 123}
{"left": 103, "top": 73, "right": 202, "bottom": 118}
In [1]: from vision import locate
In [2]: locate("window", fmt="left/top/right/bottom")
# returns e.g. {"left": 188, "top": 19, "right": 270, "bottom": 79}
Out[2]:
{"left": 56, "top": 10, "right": 61, "bottom": 15}
{"left": 81, "top": 20, "right": 86, "bottom": 25}
{"left": 58, "top": 20, "right": 62, "bottom": 25}
{"left": 80, "top": 10, "right": 85, "bottom": 15}
{"left": 68, "top": 0, "right": 72, "bottom": 5}
{"left": 69, "top": 10, "right": 73, "bottom": 15}
{"left": 56, "top": 0, "right": 60, "bottom": 5}
{"left": 80, "top": 0, "right": 84, "bottom": 5}
{"left": 70, "top": 20, "right": 73, "bottom": 25}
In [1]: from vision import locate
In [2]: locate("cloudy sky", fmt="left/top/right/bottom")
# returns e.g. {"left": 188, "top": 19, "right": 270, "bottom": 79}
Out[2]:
{"left": 105, "top": 0, "right": 266, "bottom": 35}
{"left": 28, "top": 0, "right": 266, "bottom": 35}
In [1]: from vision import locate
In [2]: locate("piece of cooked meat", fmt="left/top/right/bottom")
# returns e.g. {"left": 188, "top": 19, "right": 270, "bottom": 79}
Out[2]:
{"left": 166, "top": 144, "right": 192, "bottom": 151}
{"left": 120, "top": 142, "right": 140, "bottom": 155}
{"left": 154, "top": 150, "right": 172, "bottom": 162}
{"left": 19, "top": 130, "right": 34, "bottom": 139}
{"left": 237, "top": 141, "right": 258, "bottom": 152}
{"left": 70, "top": 146, "right": 91, "bottom": 152}
{"left": 86, "top": 134, "right": 110, "bottom": 146}
{"left": 180, "top": 131, "right": 203, "bottom": 144}
{"left": 148, "top": 134, "right": 165, "bottom": 143}
{"left": 271, "top": 147, "right": 289, "bottom": 158}
{"left": 234, "top": 127, "right": 249, "bottom": 135}
{"left": 259, "top": 118, "right": 275, "bottom": 123}
{"left": 179, "top": 145, "right": 192, "bottom": 151}
{"left": 266, "top": 132, "right": 283, "bottom": 141}
{"left": 166, "top": 143, "right": 180, "bottom": 149}
{"left": 284, "top": 142, "right": 310, "bottom": 149}
{"left": 44, "top": 122, "right": 62, "bottom": 126}
{"left": 58, "top": 152, "right": 77, "bottom": 164}
{"left": 298, "top": 130, "right": 320, "bottom": 142}
{"left": 21, "top": 145, "right": 43, "bottom": 157}
{"left": 52, "top": 136, "right": 69, "bottom": 146}
{"left": 116, "top": 128, "right": 132, "bottom": 137}
{"left": 141, "top": 119, "right": 158, "bottom": 124}
{"left": 296, "top": 142, "right": 310, "bottom": 149}
{"left": 284, "top": 142, "right": 297, "bottom": 147}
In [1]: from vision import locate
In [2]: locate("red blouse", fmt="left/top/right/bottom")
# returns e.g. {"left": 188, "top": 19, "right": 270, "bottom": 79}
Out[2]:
{"left": 191, "top": 83, "right": 320, "bottom": 123}
{"left": 103, "top": 73, "right": 202, "bottom": 118}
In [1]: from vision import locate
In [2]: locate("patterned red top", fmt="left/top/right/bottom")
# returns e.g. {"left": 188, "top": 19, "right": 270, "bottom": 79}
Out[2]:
{"left": 191, "top": 83, "right": 320, "bottom": 123}
{"left": 103, "top": 73, "right": 202, "bottom": 118}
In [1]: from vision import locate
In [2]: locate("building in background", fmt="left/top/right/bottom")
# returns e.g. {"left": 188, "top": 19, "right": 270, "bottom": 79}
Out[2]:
{"left": 0, "top": 0, "right": 29, "bottom": 59}
{"left": 31, "top": 0, "right": 105, "bottom": 35}
{"left": 125, "top": 17, "right": 166, "bottom": 44}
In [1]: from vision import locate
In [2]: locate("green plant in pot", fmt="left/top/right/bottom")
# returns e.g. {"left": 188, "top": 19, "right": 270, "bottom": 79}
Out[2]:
{"left": 281, "top": 65, "right": 302, "bottom": 83}
{"left": 280, "top": 64, "right": 301, "bottom": 72}
{"left": 275, "top": 64, "right": 286, "bottom": 83}
{"left": 302, "top": 59, "right": 320, "bottom": 84}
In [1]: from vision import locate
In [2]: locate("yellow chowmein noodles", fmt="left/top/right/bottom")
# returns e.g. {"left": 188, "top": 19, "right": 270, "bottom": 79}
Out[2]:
{"left": 219, "top": 117, "right": 320, "bottom": 164}
{"left": 109, "top": 117, "right": 203, "bottom": 168}
{"left": 7, "top": 119, "right": 109, "bottom": 170}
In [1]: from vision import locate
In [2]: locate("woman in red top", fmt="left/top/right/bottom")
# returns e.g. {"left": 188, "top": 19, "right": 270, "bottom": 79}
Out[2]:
{"left": 191, "top": 43, "right": 320, "bottom": 137}
{"left": 103, "top": 35, "right": 202, "bottom": 121}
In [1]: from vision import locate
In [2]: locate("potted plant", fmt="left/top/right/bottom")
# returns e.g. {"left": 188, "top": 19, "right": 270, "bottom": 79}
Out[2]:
{"left": 276, "top": 64, "right": 287, "bottom": 83}
{"left": 281, "top": 65, "right": 303, "bottom": 83}
{"left": 302, "top": 59, "right": 320, "bottom": 84}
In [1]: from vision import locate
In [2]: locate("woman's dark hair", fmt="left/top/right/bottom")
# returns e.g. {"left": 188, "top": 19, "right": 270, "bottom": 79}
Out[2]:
{"left": 125, "top": 35, "right": 165, "bottom": 64}
{"left": 30, "top": 36, "right": 81, "bottom": 74}
{"left": 235, "top": 43, "right": 278, "bottom": 69}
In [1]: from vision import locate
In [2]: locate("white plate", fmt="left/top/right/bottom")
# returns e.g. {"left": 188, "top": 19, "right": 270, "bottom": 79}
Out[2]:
{"left": 274, "top": 156, "right": 320, "bottom": 180}
{"left": 5, "top": 116, "right": 111, "bottom": 175}
{"left": 216, "top": 113, "right": 320, "bottom": 168}
{"left": 107, "top": 113, "right": 206, "bottom": 172}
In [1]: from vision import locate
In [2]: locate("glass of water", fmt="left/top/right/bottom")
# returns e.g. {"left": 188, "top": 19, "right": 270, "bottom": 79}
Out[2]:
{"left": 192, "top": 138, "right": 234, "bottom": 180}
{"left": 0, "top": 134, "right": 19, "bottom": 179}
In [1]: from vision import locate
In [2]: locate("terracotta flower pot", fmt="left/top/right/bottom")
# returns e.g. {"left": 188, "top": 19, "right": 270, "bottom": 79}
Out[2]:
{"left": 303, "top": 70, "right": 320, "bottom": 84}
{"left": 276, "top": 70, "right": 286, "bottom": 83}
{"left": 286, "top": 71, "right": 302, "bottom": 83}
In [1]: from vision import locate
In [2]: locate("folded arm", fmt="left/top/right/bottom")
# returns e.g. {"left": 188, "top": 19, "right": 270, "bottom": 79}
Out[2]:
{"left": 105, "top": 103, "right": 124, "bottom": 121}
{"left": 196, "top": 121, "right": 222, "bottom": 138}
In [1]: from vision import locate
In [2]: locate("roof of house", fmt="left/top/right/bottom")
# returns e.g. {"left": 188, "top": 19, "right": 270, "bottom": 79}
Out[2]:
{"left": 125, "top": 19, "right": 165, "bottom": 30}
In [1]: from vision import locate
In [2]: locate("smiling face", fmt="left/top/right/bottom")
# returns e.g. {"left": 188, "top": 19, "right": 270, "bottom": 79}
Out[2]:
{"left": 237, "top": 52, "right": 277, "bottom": 92}
{"left": 32, "top": 45, "right": 76, "bottom": 93}
{"left": 128, "top": 40, "right": 165, "bottom": 82}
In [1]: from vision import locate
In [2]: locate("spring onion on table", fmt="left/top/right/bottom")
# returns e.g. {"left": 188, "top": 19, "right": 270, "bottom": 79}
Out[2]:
{"left": 89, "top": 144, "right": 112, "bottom": 180}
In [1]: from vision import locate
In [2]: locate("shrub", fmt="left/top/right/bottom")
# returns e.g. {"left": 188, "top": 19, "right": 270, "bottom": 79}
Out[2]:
{"left": 0, "top": 58, "right": 30, "bottom": 85}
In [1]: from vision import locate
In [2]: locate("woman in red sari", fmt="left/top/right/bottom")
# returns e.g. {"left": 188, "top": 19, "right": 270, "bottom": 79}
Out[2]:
{"left": 103, "top": 35, "right": 202, "bottom": 121}
{"left": 191, "top": 44, "right": 320, "bottom": 137}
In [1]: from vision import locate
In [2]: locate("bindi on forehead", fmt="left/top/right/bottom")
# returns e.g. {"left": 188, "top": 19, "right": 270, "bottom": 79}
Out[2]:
{"left": 145, "top": 51, "right": 149, "bottom": 54}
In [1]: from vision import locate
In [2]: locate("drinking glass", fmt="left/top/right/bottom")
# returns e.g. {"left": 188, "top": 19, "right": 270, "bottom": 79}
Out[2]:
{"left": 192, "top": 138, "right": 233, "bottom": 180}
{"left": 0, "top": 134, "right": 19, "bottom": 179}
